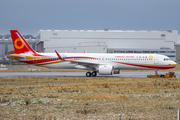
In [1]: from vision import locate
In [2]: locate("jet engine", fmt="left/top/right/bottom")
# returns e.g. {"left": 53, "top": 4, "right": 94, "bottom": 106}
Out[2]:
{"left": 98, "top": 65, "right": 114, "bottom": 75}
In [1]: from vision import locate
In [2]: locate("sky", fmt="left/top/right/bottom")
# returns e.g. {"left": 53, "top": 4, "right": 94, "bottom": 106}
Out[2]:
{"left": 0, "top": 0, "right": 180, "bottom": 36}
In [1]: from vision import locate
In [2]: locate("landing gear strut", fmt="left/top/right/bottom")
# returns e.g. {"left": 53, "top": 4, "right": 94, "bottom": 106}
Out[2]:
{"left": 86, "top": 71, "right": 97, "bottom": 77}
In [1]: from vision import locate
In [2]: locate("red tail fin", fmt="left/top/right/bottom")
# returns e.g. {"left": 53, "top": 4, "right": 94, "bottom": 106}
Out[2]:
{"left": 10, "top": 30, "right": 36, "bottom": 54}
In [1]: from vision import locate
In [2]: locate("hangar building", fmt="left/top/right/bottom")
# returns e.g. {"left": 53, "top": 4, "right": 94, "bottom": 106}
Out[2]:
{"left": 36, "top": 29, "right": 180, "bottom": 61}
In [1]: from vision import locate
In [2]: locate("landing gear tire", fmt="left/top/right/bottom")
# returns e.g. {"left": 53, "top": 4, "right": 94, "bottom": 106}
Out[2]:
{"left": 92, "top": 71, "right": 97, "bottom": 77}
{"left": 86, "top": 72, "right": 92, "bottom": 77}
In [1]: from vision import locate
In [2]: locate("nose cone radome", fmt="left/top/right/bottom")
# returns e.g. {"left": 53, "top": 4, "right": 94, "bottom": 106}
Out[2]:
{"left": 172, "top": 61, "right": 177, "bottom": 68}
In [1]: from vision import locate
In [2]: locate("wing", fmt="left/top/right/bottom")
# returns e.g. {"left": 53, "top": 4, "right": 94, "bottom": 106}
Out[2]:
{"left": 55, "top": 50, "right": 100, "bottom": 70}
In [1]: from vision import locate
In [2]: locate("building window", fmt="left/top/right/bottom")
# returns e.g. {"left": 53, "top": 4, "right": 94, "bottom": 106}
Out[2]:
{"left": 134, "top": 51, "right": 142, "bottom": 53}
{"left": 53, "top": 33, "right": 58, "bottom": 35}
{"left": 126, "top": 51, "right": 133, "bottom": 53}
{"left": 167, "top": 51, "right": 175, "bottom": 53}
{"left": 161, "top": 34, "right": 166, "bottom": 37}
{"left": 167, "top": 55, "right": 175, "bottom": 57}
{"left": 117, "top": 51, "right": 125, "bottom": 53}
{"left": 108, "top": 50, "right": 113, "bottom": 53}
{"left": 159, "top": 51, "right": 166, "bottom": 53}
{"left": 143, "top": 51, "right": 150, "bottom": 53}
{"left": 151, "top": 51, "right": 158, "bottom": 53}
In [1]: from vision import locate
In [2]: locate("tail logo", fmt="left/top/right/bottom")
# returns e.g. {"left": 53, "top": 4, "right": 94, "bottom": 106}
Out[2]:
{"left": 14, "top": 38, "right": 24, "bottom": 49}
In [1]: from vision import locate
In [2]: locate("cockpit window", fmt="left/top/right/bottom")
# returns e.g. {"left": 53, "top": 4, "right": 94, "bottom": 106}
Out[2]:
{"left": 164, "top": 58, "right": 171, "bottom": 61}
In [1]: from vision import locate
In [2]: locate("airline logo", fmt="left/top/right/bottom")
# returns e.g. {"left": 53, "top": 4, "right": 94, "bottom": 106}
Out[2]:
{"left": 149, "top": 55, "right": 153, "bottom": 59}
{"left": 14, "top": 38, "right": 24, "bottom": 49}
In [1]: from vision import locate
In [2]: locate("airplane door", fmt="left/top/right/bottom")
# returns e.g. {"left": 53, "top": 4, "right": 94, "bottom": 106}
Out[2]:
{"left": 99, "top": 56, "right": 105, "bottom": 62}
{"left": 98, "top": 57, "right": 101, "bottom": 62}
{"left": 154, "top": 55, "right": 159, "bottom": 64}
{"left": 101, "top": 57, "right": 105, "bottom": 62}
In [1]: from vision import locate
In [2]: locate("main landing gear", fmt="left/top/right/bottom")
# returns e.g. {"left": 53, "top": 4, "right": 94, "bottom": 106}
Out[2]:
{"left": 86, "top": 71, "right": 97, "bottom": 77}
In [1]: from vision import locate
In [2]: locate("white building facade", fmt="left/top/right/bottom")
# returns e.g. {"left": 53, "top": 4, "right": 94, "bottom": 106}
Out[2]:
{"left": 37, "top": 29, "right": 180, "bottom": 61}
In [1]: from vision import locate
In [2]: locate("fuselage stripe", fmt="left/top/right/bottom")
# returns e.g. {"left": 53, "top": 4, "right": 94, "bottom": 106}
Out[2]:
{"left": 115, "top": 61, "right": 176, "bottom": 69}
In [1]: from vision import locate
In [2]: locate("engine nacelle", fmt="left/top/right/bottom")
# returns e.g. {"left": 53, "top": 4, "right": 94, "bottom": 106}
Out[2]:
{"left": 98, "top": 65, "right": 114, "bottom": 75}
{"left": 113, "top": 69, "right": 120, "bottom": 74}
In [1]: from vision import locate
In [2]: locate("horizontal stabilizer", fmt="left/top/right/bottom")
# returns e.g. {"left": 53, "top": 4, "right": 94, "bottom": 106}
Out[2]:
{"left": 8, "top": 54, "right": 26, "bottom": 60}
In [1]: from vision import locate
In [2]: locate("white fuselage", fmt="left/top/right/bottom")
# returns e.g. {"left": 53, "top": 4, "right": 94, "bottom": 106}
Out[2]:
{"left": 35, "top": 53, "right": 176, "bottom": 70}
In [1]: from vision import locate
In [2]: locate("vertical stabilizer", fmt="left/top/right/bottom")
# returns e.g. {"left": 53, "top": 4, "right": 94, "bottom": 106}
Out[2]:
{"left": 10, "top": 30, "right": 36, "bottom": 54}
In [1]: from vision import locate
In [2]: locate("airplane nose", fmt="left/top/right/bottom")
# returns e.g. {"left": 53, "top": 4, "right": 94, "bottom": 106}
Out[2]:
{"left": 172, "top": 61, "right": 177, "bottom": 67}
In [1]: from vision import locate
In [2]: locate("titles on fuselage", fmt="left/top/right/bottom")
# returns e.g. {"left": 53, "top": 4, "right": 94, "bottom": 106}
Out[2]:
{"left": 115, "top": 55, "right": 152, "bottom": 59}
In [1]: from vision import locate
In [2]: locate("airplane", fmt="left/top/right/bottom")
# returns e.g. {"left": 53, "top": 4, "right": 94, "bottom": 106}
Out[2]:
{"left": 8, "top": 30, "right": 177, "bottom": 77}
